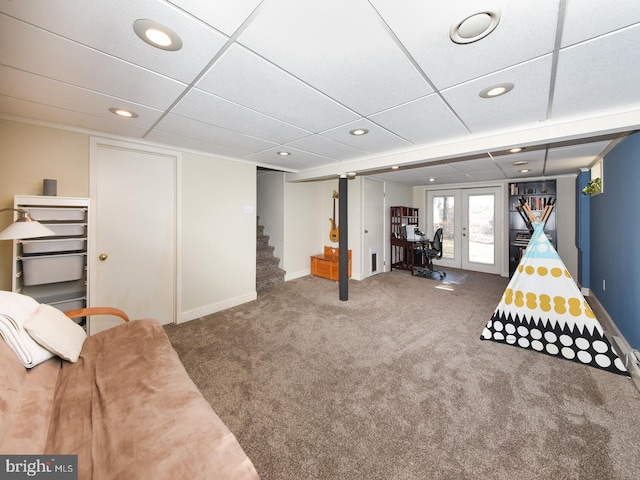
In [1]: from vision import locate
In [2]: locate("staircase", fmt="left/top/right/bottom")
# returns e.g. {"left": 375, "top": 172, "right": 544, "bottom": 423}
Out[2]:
{"left": 256, "top": 217, "right": 286, "bottom": 292}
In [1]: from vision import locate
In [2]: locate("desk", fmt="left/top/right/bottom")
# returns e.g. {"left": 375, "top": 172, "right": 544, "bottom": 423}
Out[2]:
{"left": 390, "top": 238, "right": 426, "bottom": 275}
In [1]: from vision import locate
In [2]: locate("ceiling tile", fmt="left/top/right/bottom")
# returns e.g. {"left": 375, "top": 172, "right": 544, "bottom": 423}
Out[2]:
{"left": 243, "top": 146, "right": 336, "bottom": 171}
{"left": 562, "top": 0, "right": 640, "bottom": 47}
{"left": 144, "top": 129, "right": 256, "bottom": 159}
{"left": 167, "top": 0, "right": 263, "bottom": 36}
{"left": 237, "top": 0, "right": 432, "bottom": 115}
{"left": 0, "top": 15, "right": 187, "bottom": 110}
{"left": 0, "top": 66, "right": 162, "bottom": 128}
{"left": 553, "top": 25, "right": 640, "bottom": 118}
{"left": 448, "top": 156, "right": 500, "bottom": 173}
{"left": 153, "top": 113, "right": 277, "bottom": 155}
{"left": 285, "top": 134, "right": 369, "bottom": 161}
{"left": 492, "top": 149, "right": 546, "bottom": 168}
{"left": 173, "top": 89, "right": 311, "bottom": 144}
{"left": 0, "top": 95, "right": 150, "bottom": 138}
{"left": 544, "top": 141, "right": 610, "bottom": 175}
{"left": 371, "top": 0, "right": 559, "bottom": 89}
{"left": 369, "top": 94, "right": 469, "bottom": 145}
{"left": 320, "top": 119, "right": 412, "bottom": 152}
{"left": 197, "top": 44, "right": 359, "bottom": 132}
{"left": 1, "top": 0, "right": 228, "bottom": 84}
{"left": 441, "top": 55, "right": 553, "bottom": 133}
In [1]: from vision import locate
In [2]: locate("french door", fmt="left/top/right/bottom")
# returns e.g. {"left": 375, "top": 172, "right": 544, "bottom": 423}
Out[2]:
{"left": 426, "top": 187, "right": 502, "bottom": 274}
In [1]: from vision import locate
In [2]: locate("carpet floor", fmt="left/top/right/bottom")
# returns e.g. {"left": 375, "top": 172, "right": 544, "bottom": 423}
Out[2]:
{"left": 165, "top": 270, "right": 640, "bottom": 480}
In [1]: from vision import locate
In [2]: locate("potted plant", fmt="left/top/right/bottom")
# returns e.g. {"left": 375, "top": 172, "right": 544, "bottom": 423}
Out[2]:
{"left": 582, "top": 177, "right": 602, "bottom": 195}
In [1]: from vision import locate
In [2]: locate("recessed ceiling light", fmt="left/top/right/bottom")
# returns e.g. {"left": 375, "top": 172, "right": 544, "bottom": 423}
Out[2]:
{"left": 519, "top": 169, "right": 531, "bottom": 173}
{"left": 513, "top": 160, "right": 528, "bottom": 166}
{"left": 479, "top": 83, "right": 514, "bottom": 98}
{"left": 428, "top": 178, "right": 436, "bottom": 182}
{"left": 349, "top": 128, "right": 369, "bottom": 136}
{"left": 277, "top": 151, "right": 291, "bottom": 156}
{"left": 509, "top": 147, "right": 523, "bottom": 153}
{"left": 109, "top": 107, "right": 138, "bottom": 118}
{"left": 133, "top": 19, "right": 183, "bottom": 51}
{"left": 391, "top": 166, "right": 399, "bottom": 170}
{"left": 450, "top": 9, "right": 501, "bottom": 44}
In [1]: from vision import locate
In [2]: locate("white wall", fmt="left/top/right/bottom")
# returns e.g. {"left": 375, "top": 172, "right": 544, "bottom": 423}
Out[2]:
{"left": 555, "top": 175, "right": 578, "bottom": 279}
{"left": 282, "top": 179, "right": 326, "bottom": 279}
{"left": 180, "top": 152, "right": 257, "bottom": 321}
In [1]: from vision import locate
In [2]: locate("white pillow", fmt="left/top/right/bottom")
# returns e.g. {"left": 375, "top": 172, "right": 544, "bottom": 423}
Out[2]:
{"left": 24, "top": 304, "right": 87, "bottom": 363}
{"left": 0, "top": 291, "right": 54, "bottom": 368}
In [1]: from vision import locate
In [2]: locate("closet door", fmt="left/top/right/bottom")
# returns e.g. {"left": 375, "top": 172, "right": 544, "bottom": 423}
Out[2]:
{"left": 89, "top": 139, "right": 177, "bottom": 334}
{"left": 363, "top": 178, "right": 384, "bottom": 276}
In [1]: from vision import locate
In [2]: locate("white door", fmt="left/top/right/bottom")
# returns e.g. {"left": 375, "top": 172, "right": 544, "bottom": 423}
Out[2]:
{"left": 427, "top": 187, "right": 502, "bottom": 274}
{"left": 89, "top": 139, "right": 176, "bottom": 333}
{"left": 363, "top": 178, "right": 385, "bottom": 277}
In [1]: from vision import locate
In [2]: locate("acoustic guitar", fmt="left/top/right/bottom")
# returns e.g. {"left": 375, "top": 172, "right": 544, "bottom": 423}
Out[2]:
{"left": 329, "top": 190, "right": 339, "bottom": 243}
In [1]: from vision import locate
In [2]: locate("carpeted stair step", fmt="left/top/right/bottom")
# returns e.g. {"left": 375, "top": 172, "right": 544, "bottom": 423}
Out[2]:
{"left": 256, "top": 218, "right": 285, "bottom": 292}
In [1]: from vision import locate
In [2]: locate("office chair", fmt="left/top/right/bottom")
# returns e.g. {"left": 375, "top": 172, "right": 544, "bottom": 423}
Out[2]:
{"left": 416, "top": 228, "right": 446, "bottom": 279}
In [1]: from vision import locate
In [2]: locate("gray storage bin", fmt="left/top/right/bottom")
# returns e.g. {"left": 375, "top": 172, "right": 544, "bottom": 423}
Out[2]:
{"left": 27, "top": 207, "right": 86, "bottom": 222}
{"left": 21, "top": 253, "right": 85, "bottom": 285}
{"left": 44, "top": 223, "right": 86, "bottom": 236}
{"left": 21, "top": 238, "right": 86, "bottom": 254}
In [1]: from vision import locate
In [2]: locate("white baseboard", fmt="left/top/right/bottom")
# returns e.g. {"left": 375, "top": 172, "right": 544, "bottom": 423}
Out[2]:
{"left": 588, "top": 293, "right": 640, "bottom": 389}
{"left": 178, "top": 292, "right": 257, "bottom": 323}
{"left": 285, "top": 269, "right": 309, "bottom": 281}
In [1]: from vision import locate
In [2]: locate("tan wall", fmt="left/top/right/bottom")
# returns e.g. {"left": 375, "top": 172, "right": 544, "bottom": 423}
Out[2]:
{"left": 0, "top": 119, "right": 89, "bottom": 290}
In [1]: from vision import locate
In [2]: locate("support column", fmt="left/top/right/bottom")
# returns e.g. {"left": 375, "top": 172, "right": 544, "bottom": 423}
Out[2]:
{"left": 339, "top": 175, "right": 348, "bottom": 301}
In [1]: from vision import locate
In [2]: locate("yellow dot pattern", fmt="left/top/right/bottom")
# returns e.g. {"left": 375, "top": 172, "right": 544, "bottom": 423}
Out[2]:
{"left": 518, "top": 265, "right": 572, "bottom": 279}
{"left": 503, "top": 290, "right": 590, "bottom": 317}
{"left": 539, "top": 294, "right": 551, "bottom": 312}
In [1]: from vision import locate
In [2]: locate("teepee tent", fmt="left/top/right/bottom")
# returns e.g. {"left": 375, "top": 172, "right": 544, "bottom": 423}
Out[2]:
{"left": 481, "top": 203, "right": 628, "bottom": 376}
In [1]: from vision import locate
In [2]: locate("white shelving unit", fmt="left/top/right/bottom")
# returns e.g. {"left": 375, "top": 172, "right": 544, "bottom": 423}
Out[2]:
{"left": 12, "top": 195, "right": 90, "bottom": 326}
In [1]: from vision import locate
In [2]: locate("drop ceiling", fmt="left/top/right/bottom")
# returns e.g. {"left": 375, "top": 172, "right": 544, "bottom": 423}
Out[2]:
{"left": 1, "top": 0, "right": 639, "bottom": 186}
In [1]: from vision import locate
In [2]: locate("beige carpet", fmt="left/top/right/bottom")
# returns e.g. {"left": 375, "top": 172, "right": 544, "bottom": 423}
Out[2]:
{"left": 164, "top": 270, "right": 640, "bottom": 480}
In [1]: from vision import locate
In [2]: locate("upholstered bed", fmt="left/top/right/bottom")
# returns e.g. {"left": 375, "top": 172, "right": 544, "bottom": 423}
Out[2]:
{"left": 0, "top": 291, "right": 259, "bottom": 479}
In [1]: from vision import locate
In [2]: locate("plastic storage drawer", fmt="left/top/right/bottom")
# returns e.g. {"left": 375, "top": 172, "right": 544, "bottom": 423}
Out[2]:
{"left": 21, "top": 238, "right": 86, "bottom": 254}
{"left": 27, "top": 208, "right": 86, "bottom": 222}
{"left": 21, "top": 253, "right": 85, "bottom": 286}
{"left": 49, "top": 298, "right": 85, "bottom": 312}
{"left": 44, "top": 223, "right": 86, "bottom": 236}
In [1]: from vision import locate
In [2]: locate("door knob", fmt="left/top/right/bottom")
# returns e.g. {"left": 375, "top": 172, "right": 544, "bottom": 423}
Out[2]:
{"left": 98, "top": 253, "right": 108, "bottom": 261}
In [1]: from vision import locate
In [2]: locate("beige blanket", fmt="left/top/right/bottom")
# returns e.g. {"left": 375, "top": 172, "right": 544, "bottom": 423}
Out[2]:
{"left": 46, "top": 319, "right": 259, "bottom": 480}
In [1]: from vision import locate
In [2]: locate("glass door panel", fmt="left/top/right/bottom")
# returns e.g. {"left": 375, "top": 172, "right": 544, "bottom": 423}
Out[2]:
{"left": 467, "top": 194, "right": 495, "bottom": 265}
{"left": 428, "top": 190, "right": 461, "bottom": 270}
{"left": 432, "top": 194, "right": 455, "bottom": 260}
{"left": 462, "top": 188, "right": 501, "bottom": 274}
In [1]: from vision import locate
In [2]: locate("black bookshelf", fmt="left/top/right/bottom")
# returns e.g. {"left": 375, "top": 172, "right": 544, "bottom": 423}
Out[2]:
{"left": 508, "top": 180, "right": 557, "bottom": 276}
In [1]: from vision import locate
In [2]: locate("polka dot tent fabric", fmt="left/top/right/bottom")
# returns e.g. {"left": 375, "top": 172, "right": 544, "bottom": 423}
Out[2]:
{"left": 481, "top": 222, "right": 628, "bottom": 376}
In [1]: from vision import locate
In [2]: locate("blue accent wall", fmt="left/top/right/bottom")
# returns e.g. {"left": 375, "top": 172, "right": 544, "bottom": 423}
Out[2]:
{"left": 590, "top": 131, "right": 640, "bottom": 349}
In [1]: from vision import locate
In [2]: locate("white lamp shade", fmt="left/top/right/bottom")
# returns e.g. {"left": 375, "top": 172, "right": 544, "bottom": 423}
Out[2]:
{"left": 0, "top": 219, "right": 56, "bottom": 240}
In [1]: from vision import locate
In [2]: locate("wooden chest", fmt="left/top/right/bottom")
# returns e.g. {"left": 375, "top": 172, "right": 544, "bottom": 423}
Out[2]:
{"left": 310, "top": 246, "right": 352, "bottom": 281}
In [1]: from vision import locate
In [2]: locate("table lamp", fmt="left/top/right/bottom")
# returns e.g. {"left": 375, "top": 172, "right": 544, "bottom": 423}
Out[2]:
{"left": 0, "top": 208, "right": 56, "bottom": 240}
